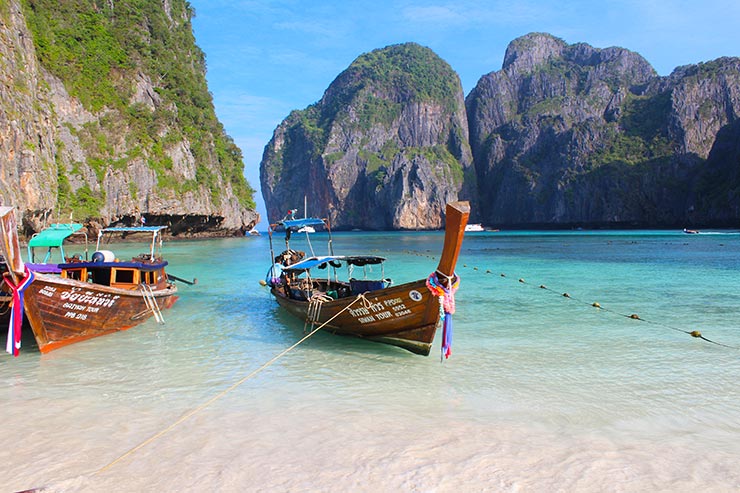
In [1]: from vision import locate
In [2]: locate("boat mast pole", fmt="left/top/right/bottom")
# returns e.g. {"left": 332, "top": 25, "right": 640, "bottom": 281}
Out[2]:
{"left": 267, "top": 223, "right": 276, "bottom": 265}
{"left": 324, "top": 217, "right": 338, "bottom": 282}
{"left": 150, "top": 230, "right": 157, "bottom": 259}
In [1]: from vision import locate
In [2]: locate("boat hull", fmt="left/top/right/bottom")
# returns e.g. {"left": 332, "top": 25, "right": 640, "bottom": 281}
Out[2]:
{"left": 272, "top": 278, "right": 440, "bottom": 355}
{"left": 22, "top": 272, "right": 178, "bottom": 353}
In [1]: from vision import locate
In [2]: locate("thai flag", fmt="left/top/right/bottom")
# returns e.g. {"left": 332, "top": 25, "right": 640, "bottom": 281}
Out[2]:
{"left": 4, "top": 267, "right": 34, "bottom": 357}
{"left": 441, "top": 314, "right": 453, "bottom": 360}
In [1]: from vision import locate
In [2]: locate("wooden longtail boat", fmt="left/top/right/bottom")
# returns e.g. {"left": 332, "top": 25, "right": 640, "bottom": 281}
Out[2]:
{"left": 266, "top": 201, "right": 470, "bottom": 356}
{"left": 0, "top": 207, "right": 178, "bottom": 354}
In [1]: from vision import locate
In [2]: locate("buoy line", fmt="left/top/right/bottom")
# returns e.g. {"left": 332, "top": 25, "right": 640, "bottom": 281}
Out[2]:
{"left": 88, "top": 294, "right": 370, "bottom": 477}
{"left": 404, "top": 248, "right": 738, "bottom": 350}
{"left": 523, "top": 276, "right": 737, "bottom": 349}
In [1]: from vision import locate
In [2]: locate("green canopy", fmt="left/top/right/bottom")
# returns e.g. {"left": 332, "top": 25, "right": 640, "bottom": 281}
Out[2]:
{"left": 28, "top": 223, "right": 86, "bottom": 263}
{"left": 28, "top": 223, "right": 84, "bottom": 248}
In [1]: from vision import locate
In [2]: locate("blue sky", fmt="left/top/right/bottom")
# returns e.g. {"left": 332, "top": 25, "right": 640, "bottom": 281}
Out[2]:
{"left": 189, "top": 0, "right": 740, "bottom": 227}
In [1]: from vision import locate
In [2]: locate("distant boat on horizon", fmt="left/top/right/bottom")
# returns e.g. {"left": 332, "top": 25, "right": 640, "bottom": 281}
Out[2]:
{"left": 465, "top": 223, "right": 485, "bottom": 232}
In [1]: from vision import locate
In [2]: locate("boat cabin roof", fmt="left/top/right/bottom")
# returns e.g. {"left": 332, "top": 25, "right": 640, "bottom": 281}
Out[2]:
{"left": 99, "top": 226, "right": 169, "bottom": 233}
{"left": 282, "top": 255, "right": 385, "bottom": 273}
{"left": 277, "top": 217, "right": 326, "bottom": 232}
{"left": 28, "top": 223, "right": 85, "bottom": 248}
{"left": 58, "top": 259, "right": 168, "bottom": 271}
{"left": 96, "top": 225, "right": 168, "bottom": 258}
{"left": 27, "top": 223, "right": 88, "bottom": 266}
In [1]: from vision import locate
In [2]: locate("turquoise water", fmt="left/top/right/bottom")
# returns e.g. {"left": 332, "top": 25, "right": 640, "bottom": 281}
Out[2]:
{"left": 2, "top": 230, "right": 739, "bottom": 492}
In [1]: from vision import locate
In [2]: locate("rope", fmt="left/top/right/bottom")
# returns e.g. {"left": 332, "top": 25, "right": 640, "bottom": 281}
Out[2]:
{"left": 403, "top": 248, "right": 738, "bottom": 350}
{"left": 513, "top": 276, "right": 738, "bottom": 349}
{"left": 495, "top": 269, "right": 739, "bottom": 350}
{"left": 93, "top": 293, "right": 368, "bottom": 476}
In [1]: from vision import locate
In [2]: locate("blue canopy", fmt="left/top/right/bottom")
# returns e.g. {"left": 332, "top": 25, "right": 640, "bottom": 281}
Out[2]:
{"left": 282, "top": 255, "right": 338, "bottom": 272}
{"left": 279, "top": 218, "right": 326, "bottom": 231}
{"left": 58, "top": 259, "right": 168, "bottom": 270}
{"left": 99, "top": 226, "right": 169, "bottom": 233}
{"left": 96, "top": 225, "right": 169, "bottom": 259}
{"left": 281, "top": 255, "right": 386, "bottom": 273}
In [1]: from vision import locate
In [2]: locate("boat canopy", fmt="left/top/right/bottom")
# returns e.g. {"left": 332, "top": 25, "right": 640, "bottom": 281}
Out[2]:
{"left": 282, "top": 255, "right": 385, "bottom": 273}
{"left": 28, "top": 223, "right": 84, "bottom": 248}
{"left": 278, "top": 217, "right": 326, "bottom": 231}
{"left": 98, "top": 226, "right": 169, "bottom": 235}
{"left": 343, "top": 255, "right": 386, "bottom": 266}
{"left": 57, "top": 259, "right": 168, "bottom": 270}
{"left": 96, "top": 225, "right": 169, "bottom": 259}
{"left": 27, "top": 223, "right": 87, "bottom": 263}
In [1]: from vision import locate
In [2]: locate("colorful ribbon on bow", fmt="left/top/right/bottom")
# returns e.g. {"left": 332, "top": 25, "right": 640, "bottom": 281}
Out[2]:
{"left": 4, "top": 266, "right": 34, "bottom": 357}
{"left": 426, "top": 271, "right": 460, "bottom": 360}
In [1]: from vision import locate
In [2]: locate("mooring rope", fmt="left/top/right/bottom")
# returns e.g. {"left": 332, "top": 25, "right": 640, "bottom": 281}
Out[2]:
{"left": 517, "top": 276, "right": 738, "bottom": 349}
{"left": 403, "top": 249, "right": 738, "bottom": 350}
{"left": 93, "top": 293, "right": 369, "bottom": 476}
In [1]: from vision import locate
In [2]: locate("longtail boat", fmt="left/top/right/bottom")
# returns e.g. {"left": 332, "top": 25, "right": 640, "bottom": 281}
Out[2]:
{"left": 265, "top": 201, "right": 470, "bottom": 356}
{"left": 0, "top": 207, "right": 178, "bottom": 354}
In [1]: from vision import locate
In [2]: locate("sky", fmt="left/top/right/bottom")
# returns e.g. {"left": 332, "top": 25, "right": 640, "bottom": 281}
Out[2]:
{"left": 188, "top": 0, "right": 740, "bottom": 228}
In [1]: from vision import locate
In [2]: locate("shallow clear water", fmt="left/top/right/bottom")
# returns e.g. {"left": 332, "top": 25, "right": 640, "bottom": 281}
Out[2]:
{"left": 1, "top": 230, "right": 739, "bottom": 492}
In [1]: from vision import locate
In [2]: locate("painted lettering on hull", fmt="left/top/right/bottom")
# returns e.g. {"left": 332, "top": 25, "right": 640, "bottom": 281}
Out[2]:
{"left": 346, "top": 295, "right": 420, "bottom": 324}
{"left": 38, "top": 285, "right": 120, "bottom": 321}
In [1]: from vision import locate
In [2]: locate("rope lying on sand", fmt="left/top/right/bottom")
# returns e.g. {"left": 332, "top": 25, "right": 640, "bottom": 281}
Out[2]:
{"left": 92, "top": 293, "right": 369, "bottom": 476}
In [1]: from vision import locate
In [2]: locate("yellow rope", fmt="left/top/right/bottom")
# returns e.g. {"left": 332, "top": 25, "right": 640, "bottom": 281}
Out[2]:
{"left": 494, "top": 268, "right": 739, "bottom": 350}
{"left": 397, "top": 244, "right": 740, "bottom": 351}
{"left": 371, "top": 248, "right": 735, "bottom": 349}
{"left": 94, "top": 293, "right": 368, "bottom": 476}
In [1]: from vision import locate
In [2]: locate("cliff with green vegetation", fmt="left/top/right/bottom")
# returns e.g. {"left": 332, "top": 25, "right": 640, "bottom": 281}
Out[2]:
{"left": 260, "top": 43, "right": 475, "bottom": 230}
{"left": 0, "top": 0, "right": 258, "bottom": 237}
{"left": 466, "top": 33, "right": 740, "bottom": 228}
{"left": 263, "top": 33, "right": 740, "bottom": 229}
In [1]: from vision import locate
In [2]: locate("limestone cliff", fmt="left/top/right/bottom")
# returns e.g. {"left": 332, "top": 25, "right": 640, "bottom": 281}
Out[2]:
{"left": 0, "top": 0, "right": 258, "bottom": 237}
{"left": 466, "top": 33, "right": 740, "bottom": 228}
{"left": 260, "top": 43, "right": 474, "bottom": 230}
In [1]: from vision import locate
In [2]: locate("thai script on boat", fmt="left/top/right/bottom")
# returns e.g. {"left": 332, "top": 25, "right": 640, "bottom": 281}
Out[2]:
{"left": 349, "top": 297, "right": 412, "bottom": 324}
{"left": 59, "top": 289, "right": 119, "bottom": 308}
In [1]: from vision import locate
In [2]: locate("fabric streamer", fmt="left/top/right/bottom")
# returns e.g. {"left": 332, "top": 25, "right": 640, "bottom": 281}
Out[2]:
{"left": 4, "top": 266, "right": 34, "bottom": 357}
{"left": 426, "top": 272, "right": 460, "bottom": 359}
